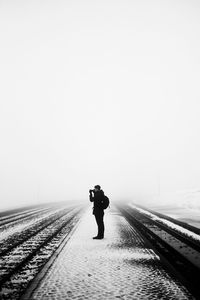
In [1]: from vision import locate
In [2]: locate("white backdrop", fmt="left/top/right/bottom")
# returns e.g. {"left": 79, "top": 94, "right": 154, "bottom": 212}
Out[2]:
{"left": 0, "top": 0, "right": 200, "bottom": 209}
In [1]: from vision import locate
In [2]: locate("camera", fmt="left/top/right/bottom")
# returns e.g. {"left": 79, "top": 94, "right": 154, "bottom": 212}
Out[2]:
{"left": 89, "top": 189, "right": 94, "bottom": 193}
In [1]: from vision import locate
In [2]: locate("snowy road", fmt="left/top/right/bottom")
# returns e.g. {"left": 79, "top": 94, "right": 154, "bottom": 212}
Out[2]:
{"left": 25, "top": 207, "right": 194, "bottom": 300}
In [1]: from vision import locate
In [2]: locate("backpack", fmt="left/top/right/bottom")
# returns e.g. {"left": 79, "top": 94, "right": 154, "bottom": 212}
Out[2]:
{"left": 101, "top": 195, "right": 110, "bottom": 209}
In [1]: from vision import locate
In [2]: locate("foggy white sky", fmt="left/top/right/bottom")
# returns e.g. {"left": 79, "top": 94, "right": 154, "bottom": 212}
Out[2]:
{"left": 0, "top": 0, "right": 200, "bottom": 208}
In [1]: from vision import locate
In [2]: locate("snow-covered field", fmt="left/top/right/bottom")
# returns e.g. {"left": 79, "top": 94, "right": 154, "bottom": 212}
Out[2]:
{"left": 141, "top": 191, "right": 200, "bottom": 229}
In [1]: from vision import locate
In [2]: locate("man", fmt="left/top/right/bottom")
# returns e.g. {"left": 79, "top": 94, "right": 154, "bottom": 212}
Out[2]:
{"left": 89, "top": 185, "right": 105, "bottom": 239}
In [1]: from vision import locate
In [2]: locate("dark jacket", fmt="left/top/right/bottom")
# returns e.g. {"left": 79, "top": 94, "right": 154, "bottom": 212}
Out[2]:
{"left": 90, "top": 190, "right": 104, "bottom": 214}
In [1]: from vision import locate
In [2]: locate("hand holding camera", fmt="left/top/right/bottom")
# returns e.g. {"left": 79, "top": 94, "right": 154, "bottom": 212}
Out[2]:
{"left": 89, "top": 189, "right": 94, "bottom": 193}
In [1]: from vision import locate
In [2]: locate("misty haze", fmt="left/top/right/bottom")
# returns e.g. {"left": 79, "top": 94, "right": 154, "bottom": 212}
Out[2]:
{"left": 1, "top": 1, "right": 200, "bottom": 300}
{"left": 1, "top": 0, "right": 200, "bottom": 214}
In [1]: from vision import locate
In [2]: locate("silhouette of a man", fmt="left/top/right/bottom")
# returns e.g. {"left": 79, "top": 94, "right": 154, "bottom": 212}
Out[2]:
{"left": 89, "top": 185, "right": 105, "bottom": 239}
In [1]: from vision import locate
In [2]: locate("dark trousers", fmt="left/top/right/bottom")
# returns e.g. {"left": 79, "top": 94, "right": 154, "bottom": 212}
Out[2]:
{"left": 94, "top": 211, "right": 104, "bottom": 237}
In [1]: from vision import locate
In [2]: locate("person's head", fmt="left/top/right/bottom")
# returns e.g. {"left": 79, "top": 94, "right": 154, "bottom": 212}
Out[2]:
{"left": 94, "top": 185, "right": 101, "bottom": 192}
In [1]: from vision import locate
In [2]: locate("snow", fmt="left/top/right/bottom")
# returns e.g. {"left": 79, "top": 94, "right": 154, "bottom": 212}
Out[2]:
{"left": 129, "top": 204, "right": 200, "bottom": 243}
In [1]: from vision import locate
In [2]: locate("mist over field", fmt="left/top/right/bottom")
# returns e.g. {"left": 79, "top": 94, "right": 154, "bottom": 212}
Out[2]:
{"left": 0, "top": 0, "right": 200, "bottom": 210}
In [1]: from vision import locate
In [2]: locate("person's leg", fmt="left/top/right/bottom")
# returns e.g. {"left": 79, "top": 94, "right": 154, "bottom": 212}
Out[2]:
{"left": 94, "top": 214, "right": 99, "bottom": 237}
{"left": 94, "top": 214, "right": 100, "bottom": 237}
{"left": 95, "top": 212, "right": 104, "bottom": 238}
{"left": 99, "top": 212, "right": 104, "bottom": 238}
